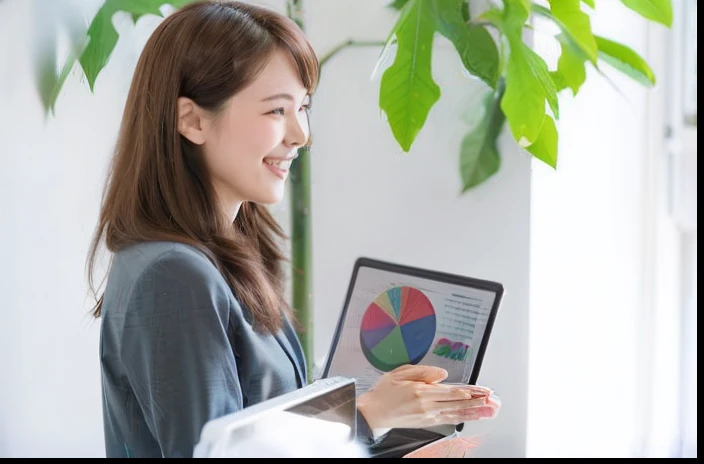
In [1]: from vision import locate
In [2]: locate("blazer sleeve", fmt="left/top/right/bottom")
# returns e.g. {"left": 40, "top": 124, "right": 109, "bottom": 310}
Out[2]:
{"left": 120, "top": 249, "right": 242, "bottom": 458}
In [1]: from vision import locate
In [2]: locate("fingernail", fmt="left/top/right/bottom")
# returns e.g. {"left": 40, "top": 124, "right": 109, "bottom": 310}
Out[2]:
{"left": 452, "top": 388, "right": 472, "bottom": 397}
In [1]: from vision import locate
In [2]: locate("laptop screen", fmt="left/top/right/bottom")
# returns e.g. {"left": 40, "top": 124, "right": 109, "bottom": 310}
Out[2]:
{"left": 323, "top": 258, "right": 504, "bottom": 394}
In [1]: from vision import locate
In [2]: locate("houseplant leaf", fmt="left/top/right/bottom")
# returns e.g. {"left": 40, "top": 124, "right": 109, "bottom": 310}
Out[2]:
{"left": 80, "top": 0, "right": 195, "bottom": 91}
{"left": 551, "top": 33, "right": 587, "bottom": 95}
{"left": 545, "top": 0, "right": 598, "bottom": 63}
{"left": 387, "top": 0, "right": 410, "bottom": 10}
{"left": 532, "top": 3, "right": 596, "bottom": 65}
{"left": 459, "top": 85, "right": 505, "bottom": 191}
{"left": 379, "top": 0, "right": 441, "bottom": 152}
{"left": 526, "top": 115, "right": 558, "bottom": 168}
{"left": 498, "top": 1, "right": 558, "bottom": 145}
{"left": 619, "top": 0, "right": 673, "bottom": 27}
{"left": 431, "top": 0, "right": 499, "bottom": 88}
{"left": 595, "top": 35, "right": 656, "bottom": 86}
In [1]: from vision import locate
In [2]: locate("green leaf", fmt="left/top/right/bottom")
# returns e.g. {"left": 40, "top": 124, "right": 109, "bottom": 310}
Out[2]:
{"left": 546, "top": 0, "right": 598, "bottom": 63}
{"left": 620, "top": 0, "right": 673, "bottom": 27}
{"left": 532, "top": 4, "right": 596, "bottom": 64}
{"left": 553, "top": 34, "right": 587, "bottom": 95}
{"left": 595, "top": 35, "right": 656, "bottom": 86}
{"left": 460, "top": 85, "right": 505, "bottom": 191}
{"left": 34, "top": 7, "right": 88, "bottom": 114}
{"left": 550, "top": 70, "right": 569, "bottom": 93}
{"left": 79, "top": 0, "right": 195, "bottom": 91}
{"left": 581, "top": 0, "right": 595, "bottom": 8}
{"left": 45, "top": 41, "right": 87, "bottom": 114}
{"left": 501, "top": 37, "right": 559, "bottom": 143}
{"left": 516, "top": 0, "right": 532, "bottom": 14}
{"left": 503, "top": 0, "right": 530, "bottom": 29}
{"left": 498, "top": 0, "right": 558, "bottom": 143}
{"left": 431, "top": 0, "right": 499, "bottom": 88}
{"left": 379, "top": 0, "right": 441, "bottom": 152}
{"left": 526, "top": 115, "right": 559, "bottom": 168}
{"left": 387, "top": 0, "right": 410, "bottom": 10}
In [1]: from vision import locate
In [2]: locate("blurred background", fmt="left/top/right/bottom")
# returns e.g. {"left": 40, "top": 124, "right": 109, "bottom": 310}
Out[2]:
{"left": 0, "top": 0, "right": 696, "bottom": 458}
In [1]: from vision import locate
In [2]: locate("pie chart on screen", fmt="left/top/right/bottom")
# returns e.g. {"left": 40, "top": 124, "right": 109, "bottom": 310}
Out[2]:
{"left": 359, "top": 286, "right": 437, "bottom": 372}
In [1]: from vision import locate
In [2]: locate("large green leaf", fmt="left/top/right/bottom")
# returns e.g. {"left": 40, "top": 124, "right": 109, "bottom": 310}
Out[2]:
{"left": 526, "top": 115, "right": 558, "bottom": 168}
{"left": 492, "top": 0, "right": 557, "bottom": 146}
{"left": 546, "top": 0, "right": 598, "bottom": 63}
{"left": 620, "top": 0, "right": 673, "bottom": 27}
{"left": 595, "top": 35, "right": 656, "bottom": 86}
{"left": 460, "top": 85, "right": 505, "bottom": 191}
{"left": 379, "top": 0, "right": 440, "bottom": 152}
{"left": 501, "top": 36, "right": 558, "bottom": 144}
{"left": 431, "top": 0, "right": 499, "bottom": 88}
{"left": 552, "top": 33, "right": 587, "bottom": 95}
{"left": 581, "top": 0, "right": 595, "bottom": 8}
{"left": 80, "top": 0, "right": 195, "bottom": 91}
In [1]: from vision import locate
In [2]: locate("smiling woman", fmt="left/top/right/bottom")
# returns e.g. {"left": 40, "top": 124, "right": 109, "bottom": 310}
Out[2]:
{"left": 85, "top": 0, "right": 500, "bottom": 458}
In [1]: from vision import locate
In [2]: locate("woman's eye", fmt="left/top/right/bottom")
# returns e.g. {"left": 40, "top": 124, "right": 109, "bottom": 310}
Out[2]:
{"left": 299, "top": 104, "right": 311, "bottom": 113}
{"left": 270, "top": 108, "right": 285, "bottom": 116}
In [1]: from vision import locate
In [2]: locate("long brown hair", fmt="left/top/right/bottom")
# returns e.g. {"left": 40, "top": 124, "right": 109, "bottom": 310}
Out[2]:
{"left": 86, "top": 0, "right": 319, "bottom": 334}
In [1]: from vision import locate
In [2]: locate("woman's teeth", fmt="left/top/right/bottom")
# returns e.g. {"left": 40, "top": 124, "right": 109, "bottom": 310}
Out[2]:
{"left": 264, "top": 159, "right": 292, "bottom": 170}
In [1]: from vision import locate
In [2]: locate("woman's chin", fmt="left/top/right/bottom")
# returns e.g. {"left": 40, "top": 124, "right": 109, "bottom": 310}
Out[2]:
{"left": 253, "top": 188, "right": 286, "bottom": 206}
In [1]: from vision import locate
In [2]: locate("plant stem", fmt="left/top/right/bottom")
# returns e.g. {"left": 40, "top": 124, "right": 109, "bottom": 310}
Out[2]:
{"left": 286, "top": 0, "right": 315, "bottom": 380}
{"left": 289, "top": 145, "right": 314, "bottom": 379}
{"left": 320, "top": 40, "right": 385, "bottom": 67}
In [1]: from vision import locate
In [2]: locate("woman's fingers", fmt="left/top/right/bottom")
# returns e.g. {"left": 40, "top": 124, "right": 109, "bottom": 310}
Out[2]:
{"left": 438, "top": 405, "right": 499, "bottom": 423}
{"left": 415, "top": 383, "right": 491, "bottom": 402}
{"left": 390, "top": 364, "right": 449, "bottom": 383}
{"left": 434, "top": 397, "right": 490, "bottom": 412}
{"left": 456, "top": 405, "right": 499, "bottom": 419}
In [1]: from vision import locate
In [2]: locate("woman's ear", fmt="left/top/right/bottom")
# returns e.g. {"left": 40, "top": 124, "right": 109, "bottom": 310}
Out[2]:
{"left": 177, "top": 97, "right": 206, "bottom": 145}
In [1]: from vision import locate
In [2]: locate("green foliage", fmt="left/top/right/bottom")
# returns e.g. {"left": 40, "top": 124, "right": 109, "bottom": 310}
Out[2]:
{"left": 81, "top": 0, "right": 193, "bottom": 90}
{"left": 459, "top": 81, "right": 505, "bottom": 190}
{"left": 379, "top": 0, "right": 442, "bottom": 152}
{"left": 620, "top": 0, "right": 672, "bottom": 27}
{"left": 42, "top": 0, "right": 672, "bottom": 192}
{"left": 382, "top": 0, "right": 672, "bottom": 191}
{"left": 43, "top": 0, "right": 193, "bottom": 110}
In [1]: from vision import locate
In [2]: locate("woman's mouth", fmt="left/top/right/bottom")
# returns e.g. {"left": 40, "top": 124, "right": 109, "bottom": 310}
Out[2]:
{"left": 263, "top": 158, "right": 293, "bottom": 179}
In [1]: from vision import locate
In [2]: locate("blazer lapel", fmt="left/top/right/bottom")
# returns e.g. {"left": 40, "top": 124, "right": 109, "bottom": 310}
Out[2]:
{"left": 274, "top": 321, "right": 307, "bottom": 387}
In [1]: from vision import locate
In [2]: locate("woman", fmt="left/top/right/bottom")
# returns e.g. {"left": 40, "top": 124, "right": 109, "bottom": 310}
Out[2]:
{"left": 86, "top": 0, "right": 499, "bottom": 458}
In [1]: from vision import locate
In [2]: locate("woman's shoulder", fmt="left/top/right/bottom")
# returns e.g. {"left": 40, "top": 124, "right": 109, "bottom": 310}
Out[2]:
{"left": 109, "top": 241, "right": 226, "bottom": 292}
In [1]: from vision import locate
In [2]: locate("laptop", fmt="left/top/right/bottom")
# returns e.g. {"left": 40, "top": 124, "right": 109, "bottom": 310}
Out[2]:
{"left": 321, "top": 257, "right": 504, "bottom": 456}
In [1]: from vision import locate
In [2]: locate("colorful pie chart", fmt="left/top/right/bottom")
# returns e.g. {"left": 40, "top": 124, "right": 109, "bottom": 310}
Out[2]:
{"left": 360, "top": 286, "right": 437, "bottom": 372}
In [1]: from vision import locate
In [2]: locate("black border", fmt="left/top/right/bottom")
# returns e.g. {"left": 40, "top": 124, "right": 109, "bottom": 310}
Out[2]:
{"left": 322, "top": 257, "right": 504, "bottom": 386}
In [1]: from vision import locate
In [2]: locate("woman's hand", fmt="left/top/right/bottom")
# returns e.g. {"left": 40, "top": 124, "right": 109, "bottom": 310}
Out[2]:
{"left": 356, "top": 364, "right": 500, "bottom": 430}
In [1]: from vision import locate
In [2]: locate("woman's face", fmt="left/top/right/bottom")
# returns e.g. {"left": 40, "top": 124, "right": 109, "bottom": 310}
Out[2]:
{"left": 195, "top": 48, "right": 311, "bottom": 214}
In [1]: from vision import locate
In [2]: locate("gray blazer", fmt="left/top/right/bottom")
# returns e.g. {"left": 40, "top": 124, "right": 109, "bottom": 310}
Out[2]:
{"left": 99, "top": 241, "right": 307, "bottom": 458}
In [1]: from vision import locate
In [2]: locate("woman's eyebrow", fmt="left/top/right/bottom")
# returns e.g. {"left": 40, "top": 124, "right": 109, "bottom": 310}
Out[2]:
{"left": 261, "top": 93, "right": 310, "bottom": 103}
{"left": 261, "top": 93, "right": 294, "bottom": 102}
